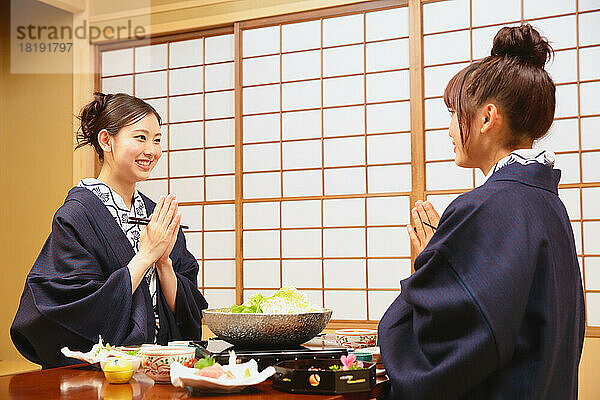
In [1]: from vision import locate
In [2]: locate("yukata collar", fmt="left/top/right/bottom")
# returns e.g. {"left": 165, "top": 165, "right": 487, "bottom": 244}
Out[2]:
{"left": 481, "top": 149, "right": 555, "bottom": 185}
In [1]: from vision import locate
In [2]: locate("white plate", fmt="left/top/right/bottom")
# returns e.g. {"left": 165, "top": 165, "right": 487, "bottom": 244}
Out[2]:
{"left": 170, "top": 361, "right": 276, "bottom": 393}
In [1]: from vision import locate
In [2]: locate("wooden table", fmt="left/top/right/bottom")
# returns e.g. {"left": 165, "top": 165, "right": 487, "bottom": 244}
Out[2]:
{"left": 0, "top": 364, "right": 389, "bottom": 399}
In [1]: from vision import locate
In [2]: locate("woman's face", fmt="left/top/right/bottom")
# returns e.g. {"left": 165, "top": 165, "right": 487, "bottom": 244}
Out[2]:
{"left": 449, "top": 111, "right": 470, "bottom": 167}
{"left": 107, "top": 114, "right": 162, "bottom": 183}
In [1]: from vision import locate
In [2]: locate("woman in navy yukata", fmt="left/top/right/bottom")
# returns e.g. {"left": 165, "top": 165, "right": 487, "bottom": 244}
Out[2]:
{"left": 378, "top": 25, "right": 585, "bottom": 399}
{"left": 11, "top": 93, "right": 208, "bottom": 368}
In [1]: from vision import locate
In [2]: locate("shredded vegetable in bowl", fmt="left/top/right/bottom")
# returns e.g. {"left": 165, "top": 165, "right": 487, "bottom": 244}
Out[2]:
{"left": 228, "top": 287, "right": 322, "bottom": 314}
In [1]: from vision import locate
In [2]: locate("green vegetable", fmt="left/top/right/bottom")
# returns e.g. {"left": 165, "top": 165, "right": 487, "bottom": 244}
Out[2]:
{"left": 329, "top": 364, "right": 342, "bottom": 371}
{"left": 194, "top": 355, "right": 216, "bottom": 370}
{"left": 122, "top": 349, "right": 140, "bottom": 356}
{"left": 229, "top": 294, "right": 265, "bottom": 313}
{"left": 244, "top": 368, "right": 251, "bottom": 378}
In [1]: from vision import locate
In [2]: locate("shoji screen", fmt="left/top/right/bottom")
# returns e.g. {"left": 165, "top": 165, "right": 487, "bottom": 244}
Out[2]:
{"left": 240, "top": 5, "right": 412, "bottom": 322}
{"left": 421, "top": 0, "right": 600, "bottom": 334}
{"left": 100, "top": 30, "right": 238, "bottom": 309}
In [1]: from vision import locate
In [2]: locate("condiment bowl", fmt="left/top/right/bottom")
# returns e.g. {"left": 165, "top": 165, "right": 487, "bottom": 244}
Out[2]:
{"left": 335, "top": 329, "right": 378, "bottom": 349}
{"left": 138, "top": 346, "right": 196, "bottom": 383}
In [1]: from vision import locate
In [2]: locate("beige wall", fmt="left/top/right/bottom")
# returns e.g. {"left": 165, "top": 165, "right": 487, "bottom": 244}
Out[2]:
{"left": 0, "top": 0, "right": 73, "bottom": 369}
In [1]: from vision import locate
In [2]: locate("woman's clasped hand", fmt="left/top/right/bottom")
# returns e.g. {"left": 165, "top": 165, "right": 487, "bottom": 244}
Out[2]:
{"left": 407, "top": 200, "right": 440, "bottom": 257}
{"left": 139, "top": 194, "right": 182, "bottom": 266}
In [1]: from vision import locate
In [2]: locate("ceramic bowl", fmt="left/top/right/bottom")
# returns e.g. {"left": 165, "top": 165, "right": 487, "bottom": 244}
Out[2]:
{"left": 335, "top": 329, "right": 378, "bottom": 349}
{"left": 139, "top": 346, "right": 196, "bottom": 383}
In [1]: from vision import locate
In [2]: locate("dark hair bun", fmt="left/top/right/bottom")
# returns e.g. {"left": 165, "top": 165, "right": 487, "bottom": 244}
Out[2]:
{"left": 491, "top": 24, "right": 553, "bottom": 68}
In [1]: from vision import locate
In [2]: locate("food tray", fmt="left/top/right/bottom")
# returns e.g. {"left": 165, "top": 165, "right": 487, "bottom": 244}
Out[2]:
{"left": 272, "top": 358, "right": 376, "bottom": 394}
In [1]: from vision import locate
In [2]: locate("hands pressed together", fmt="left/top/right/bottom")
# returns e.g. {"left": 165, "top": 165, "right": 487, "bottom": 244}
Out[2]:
{"left": 407, "top": 200, "right": 440, "bottom": 257}
{"left": 138, "top": 194, "right": 181, "bottom": 268}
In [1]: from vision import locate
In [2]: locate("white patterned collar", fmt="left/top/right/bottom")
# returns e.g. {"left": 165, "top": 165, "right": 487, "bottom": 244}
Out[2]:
{"left": 482, "top": 149, "right": 555, "bottom": 185}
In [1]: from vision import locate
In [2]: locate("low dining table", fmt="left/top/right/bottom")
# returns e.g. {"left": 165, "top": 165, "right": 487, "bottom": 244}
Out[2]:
{"left": 0, "top": 364, "right": 389, "bottom": 399}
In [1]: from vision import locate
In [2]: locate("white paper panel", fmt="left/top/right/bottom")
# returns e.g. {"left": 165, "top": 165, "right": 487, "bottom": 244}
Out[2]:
{"left": 323, "top": 45, "right": 364, "bottom": 77}
{"left": 584, "top": 221, "right": 600, "bottom": 254}
{"left": 424, "top": 63, "right": 468, "bottom": 98}
{"left": 583, "top": 188, "right": 600, "bottom": 219}
{"left": 555, "top": 84, "right": 578, "bottom": 118}
{"left": 580, "top": 82, "right": 600, "bottom": 116}
{"left": 102, "top": 48, "right": 133, "bottom": 76}
{"left": 282, "top": 80, "right": 321, "bottom": 111}
{"left": 206, "top": 119, "right": 234, "bottom": 147}
{"left": 555, "top": 152, "right": 581, "bottom": 184}
{"left": 135, "top": 44, "right": 167, "bottom": 73}
{"left": 170, "top": 177, "right": 204, "bottom": 202}
{"left": 323, "top": 75, "right": 364, "bottom": 107}
{"left": 282, "top": 200, "right": 321, "bottom": 228}
{"left": 523, "top": 0, "right": 576, "bottom": 19}
{"left": 204, "top": 231, "right": 235, "bottom": 259}
{"left": 283, "top": 110, "right": 321, "bottom": 140}
{"left": 205, "top": 34, "right": 234, "bottom": 63}
{"left": 426, "top": 193, "right": 461, "bottom": 216}
{"left": 367, "top": 102, "right": 410, "bottom": 133}
{"left": 243, "top": 202, "right": 280, "bottom": 229}
{"left": 244, "top": 113, "right": 280, "bottom": 143}
{"left": 243, "top": 26, "right": 280, "bottom": 57}
{"left": 559, "top": 188, "right": 581, "bottom": 220}
{"left": 368, "top": 132, "right": 411, "bottom": 164}
{"left": 243, "top": 84, "right": 280, "bottom": 114}
{"left": 366, "top": 39, "right": 409, "bottom": 72}
{"left": 243, "top": 143, "right": 280, "bottom": 172}
{"left": 324, "top": 106, "right": 365, "bottom": 137}
{"left": 573, "top": 221, "right": 582, "bottom": 254}
{"left": 323, "top": 228, "right": 365, "bottom": 257}
{"left": 282, "top": 50, "right": 321, "bottom": 81}
{"left": 367, "top": 196, "right": 409, "bottom": 225}
{"left": 425, "top": 30, "right": 471, "bottom": 66}
{"left": 580, "top": 0, "right": 600, "bottom": 11}
{"left": 178, "top": 205, "right": 203, "bottom": 230}
{"left": 205, "top": 260, "right": 235, "bottom": 287}
{"left": 368, "top": 290, "right": 399, "bottom": 320}
{"left": 204, "top": 63, "right": 234, "bottom": 91}
{"left": 323, "top": 14, "right": 364, "bottom": 47}
{"left": 282, "top": 20, "right": 321, "bottom": 52}
{"left": 325, "top": 290, "right": 366, "bottom": 320}
{"left": 324, "top": 259, "right": 365, "bottom": 288}
{"left": 146, "top": 98, "right": 168, "bottom": 123}
{"left": 283, "top": 140, "right": 322, "bottom": 169}
{"left": 324, "top": 136, "right": 365, "bottom": 167}
{"left": 368, "top": 165, "right": 411, "bottom": 193}
{"left": 205, "top": 91, "right": 234, "bottom": 119}
{"left": 283, "top": 170, "right": 323, "bottom": 197}
{"left": 323, "top": 198, "right": 365, "bottom": 227}
{"left": 169, "top": 38, "right": 203, "bottom": 68}
{"left": 368, "top": 227, "right": 409, "bottom": 256}
{"left": 169, "top": 123, "right": 203, "bottom": 151}
{"left": 367, "top": 70, "right": 410, "bottom": 102}
{"left": 534, "top": 118, "right": 579, "bottom": 153}
{"left": 324, "top": 167, "right": 366, "bottom": 195}
{"left": 185, "top": 232, "right": 202, "bottom": 259}
{"left": 427, "top": 161, "right": 472, "bottom": 190}
{"left": 204, "top": 204, "right": 235, "bottom": 230}
{"left": 530, "top": 16, "right": 577, "bottom": 51}
{"left": 244, "top": 260, "right": 280, "bottom": 288}
{"left": 170, "top": 149, "right": 203, "bottom": 177}
{"left": 170, "top": 94, "right": 203, "bottom": 123}
{"left": 283, "top": 260, "right": 322, "bottom": 288}
{"left": 585, "top": 257, "right": 600, "bottom": 290}
{"left": 366, "top": 7, "right": 409, "bottom": 41}
{"left": 546, "top": 50, "right": 577, "bottom": 84}
{"left": 426, "top": 130, "right": 453, "bottom": 161}
{"left": 472, "top": 0, "right": 520, "bottom": 27}
{"left": 205, "top": 175, "right": 235, "bottom": 201}
{"left": 169, "top": 66, "right": 203, "bottom": 95}
{"left": 149, "top": 154, "right": 168, "bottom": 179}
{"left": 135, "top": 71, "right": 167, "bottom": 99}
{"left": 581, "top": 117, "right": 600, "bottom": 150}
{"left": 243, "top": 55, "right": 280, "bottom": 86}
{"left": 580, "top": 47, "right": 600, "bottom": 81}
{"left": 243, "top": 172, "right": 281, "bottom": 199}
{"left": 582, "top": 152, "right": 600, "bottom": 183}
{"left": 579, "top": 11, "right": 600, "bottom": 47}
{"left": 243, "top": 230, "right": 280, "bottom": 259}
{"left": 282, "top": 229, "right": 322, "bottom": 257}
{"left": 203, "top": 289, "right": 236, "bottom": 309}
{"left": 368, "top": 259, "right": 411, "bottom": 288}
{"left": 423, "top": 0, "right": 469, "bottom": 34}
{"left": 137, "top": 179, "right": 168, "bottom": 202}
{"left": 102, "top": 75, "right": 133, "bottom": 95}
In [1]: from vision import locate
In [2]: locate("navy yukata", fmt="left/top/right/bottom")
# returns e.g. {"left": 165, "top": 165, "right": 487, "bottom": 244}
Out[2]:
{"left": 11, "top": 187, "right": 208, "bottom": 369}
{"left": 378, "top": 162, "right": 585, "bottom": 399}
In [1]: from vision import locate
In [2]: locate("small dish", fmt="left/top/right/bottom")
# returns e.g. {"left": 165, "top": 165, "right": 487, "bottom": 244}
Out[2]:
{"left": 139, "top": 346, "right": 196, "bottom": 383}
{"left": 102, "top": 358, "right": 134, "bottom": 384}
{"left": 335, "top": 329, "right": 378, "bottom": 349}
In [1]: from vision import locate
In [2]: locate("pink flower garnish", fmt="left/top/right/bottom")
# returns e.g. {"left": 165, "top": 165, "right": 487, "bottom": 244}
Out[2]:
{"left": 341, "top": 353, "right": 358, "bottom": 370}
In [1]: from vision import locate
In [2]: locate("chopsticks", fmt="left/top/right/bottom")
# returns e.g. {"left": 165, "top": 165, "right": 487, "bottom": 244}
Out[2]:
{"left": 127, "top": 216, "right": 189, "bottom": 230}
{"left": 413, "top": 221, "right": 437, "bottom": 232}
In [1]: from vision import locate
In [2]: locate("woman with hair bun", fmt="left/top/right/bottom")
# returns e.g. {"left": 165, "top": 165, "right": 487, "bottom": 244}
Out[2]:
{"left": 379, "top": 24, "right": 584, "bottom": 399}
{"left": 11, "top": 93, "right": 208, "bottom": 368}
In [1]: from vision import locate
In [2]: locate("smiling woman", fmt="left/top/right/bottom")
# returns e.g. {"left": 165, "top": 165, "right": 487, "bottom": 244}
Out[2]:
{"left": 10, "top": 93, "right": 208, "bottom": 369}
